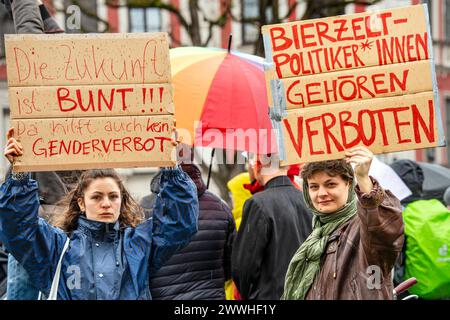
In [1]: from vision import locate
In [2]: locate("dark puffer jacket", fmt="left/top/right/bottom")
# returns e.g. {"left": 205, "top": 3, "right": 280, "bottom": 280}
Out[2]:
{"left": 144, "top": 164, "right": 236, "bottom": 300}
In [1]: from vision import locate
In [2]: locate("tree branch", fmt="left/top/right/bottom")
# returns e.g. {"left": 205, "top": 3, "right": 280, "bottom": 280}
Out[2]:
{"left": 105, "top": 0, "right": 191, "bottom": 31}
{"left": 199, "top": 0, "right": 232, "bottom": 46}
{"left": 279, "top": 1, "right": 299, "bottom": 21}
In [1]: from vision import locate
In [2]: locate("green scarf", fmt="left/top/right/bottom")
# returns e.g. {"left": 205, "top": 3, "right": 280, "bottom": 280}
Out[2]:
{"left": 282, "top": 179, "right": 357, "bottom": 300}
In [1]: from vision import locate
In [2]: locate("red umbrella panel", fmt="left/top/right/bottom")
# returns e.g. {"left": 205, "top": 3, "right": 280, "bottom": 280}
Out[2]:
{"left": 170, "top": 47, "right": 277, "bottom": 155}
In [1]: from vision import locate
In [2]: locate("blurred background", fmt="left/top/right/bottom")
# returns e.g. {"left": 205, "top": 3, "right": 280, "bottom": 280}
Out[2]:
{"left": 0, "top": 0, "right": 448, "bottom": 205}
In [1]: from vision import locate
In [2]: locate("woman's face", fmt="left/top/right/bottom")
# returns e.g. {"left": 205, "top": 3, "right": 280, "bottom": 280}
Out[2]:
{"left": 307, "top": 172, "right": 350, "bottom": 214}
{"left": 78, "top": 177, "right": 122, "bottom": 223}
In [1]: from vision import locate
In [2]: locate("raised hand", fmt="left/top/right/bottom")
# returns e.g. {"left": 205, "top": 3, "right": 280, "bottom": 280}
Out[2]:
{"left": 345, "top": 146, "right": 374, "bottom": 193}
{"left": 4, "top": 128, "right": 24, "bottom": 164}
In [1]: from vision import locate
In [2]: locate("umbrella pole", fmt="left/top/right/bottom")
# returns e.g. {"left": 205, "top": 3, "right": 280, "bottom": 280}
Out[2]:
{"left": 228, "top": 34, "right": 232, "bottom": 53}
{"left": 206, "top": 148, "right": 215, "bottom": 189}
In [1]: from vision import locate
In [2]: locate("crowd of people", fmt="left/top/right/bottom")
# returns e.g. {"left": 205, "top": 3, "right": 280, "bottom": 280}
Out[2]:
{"left": 0, "top": 0, "right": 449, "bottom": 301}
{"left": 0, "top": 122, "right": 411, "bottom": 300}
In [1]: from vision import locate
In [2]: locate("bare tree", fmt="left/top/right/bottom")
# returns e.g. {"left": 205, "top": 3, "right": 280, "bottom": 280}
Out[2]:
{"left": 230, "top": 0, "right": 383, "bottom": 56}
{"left": 104, "top": 0, "right": 231, "bottom": 46}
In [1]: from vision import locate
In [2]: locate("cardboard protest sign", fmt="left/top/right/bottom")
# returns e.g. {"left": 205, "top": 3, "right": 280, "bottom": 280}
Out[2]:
{"left": 275, "top": 60, "right": 432, "bottom": 110}
{"left": 5, "top": 33, "right": 176, "bottom": 172}
{"left": 282, "top": 92, "right": 437, "bottom": 164}
{"left": 262, "top": 4, "right": 445, "bottom": 165}
{"left": 11, "top": 116, "right": 173, "bottom": 172}
{"left": 9, "top": 83, "right": 174, "bottom": 118}
{"left": 6, "top": 33, "right": 171, "bottom": 86}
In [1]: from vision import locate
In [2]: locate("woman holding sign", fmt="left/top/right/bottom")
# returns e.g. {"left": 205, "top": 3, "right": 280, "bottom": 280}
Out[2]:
{"left": 282, "top": 146, "right": 404, "bottom": 300}
{"left": 0, "top": 128, "right": 198, "bottom": 300}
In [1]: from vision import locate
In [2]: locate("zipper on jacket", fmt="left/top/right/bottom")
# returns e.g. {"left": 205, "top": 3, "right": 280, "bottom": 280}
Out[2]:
{"left": 327, "top": 232, "right": 342, "bottom": 279}
{"left": 333, "top": 239, "right": 339, "bottom": 279}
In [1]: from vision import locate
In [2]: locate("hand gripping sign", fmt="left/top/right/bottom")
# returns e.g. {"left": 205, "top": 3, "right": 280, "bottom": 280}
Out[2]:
{"left": 5, "top": 33, "right": 176, "bottom": 172}
{"left": 262, "top": 4, "right": 445, "bottom": 165}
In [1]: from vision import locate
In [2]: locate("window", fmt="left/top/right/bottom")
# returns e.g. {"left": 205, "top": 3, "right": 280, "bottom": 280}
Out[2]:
{"left": 241, "top": 0, "right": 259, "bottom": 44}
{"left": 446, "top": 0, "right": 450, "bottom": 40}
{"left": 129, "top": 8, "right": 162, "bottom": 33}
{"left": 426, "top": 148, "right": 436, "bottom": 162}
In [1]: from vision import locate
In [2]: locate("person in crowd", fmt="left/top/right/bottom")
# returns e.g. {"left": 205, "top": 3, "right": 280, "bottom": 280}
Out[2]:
{"left": 389, "top": 159, "right": 425, "bottom": 287}
{"left": 2, "top": 0, "right": 63, "bottom": 34}
{"left": 231, "top": 153, "right": 312, "bottom": 300}
{"left": 226, "top": 172, "right": 252, "bottom": 300}
{"left": 142, "top": 164, "right": 235, "bottom": 300}
{"left": 226, "top": 161, "right": 302, "bottom": 300}
{"left": 227, "top": 172, "right": 252, "bottom": 233}
{"left": 0, "top": 128, "right": 198, "bottom": 299}
{"left": 243, "top": 163, "right": 302, "bottom": 195}
{"left": 390, "top": 159, "right": 450, "bottom": 299}
{"left": 283, "top": 146, "right": 404, "bottom": 300}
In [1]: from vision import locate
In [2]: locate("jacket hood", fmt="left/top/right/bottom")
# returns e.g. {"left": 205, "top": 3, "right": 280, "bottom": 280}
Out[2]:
{"left": 150, "top": 164, "right": 206, "bottom": 197}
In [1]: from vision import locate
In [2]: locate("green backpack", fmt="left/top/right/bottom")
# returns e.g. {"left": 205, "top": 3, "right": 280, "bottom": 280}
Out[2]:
{"left": 403, "top": 199, "right": 450, "bottom": 299}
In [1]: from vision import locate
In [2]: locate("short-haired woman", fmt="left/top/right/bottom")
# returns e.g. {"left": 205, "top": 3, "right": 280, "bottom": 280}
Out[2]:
{"left": 283, "top": 146, "right": 404, "bottom": 300}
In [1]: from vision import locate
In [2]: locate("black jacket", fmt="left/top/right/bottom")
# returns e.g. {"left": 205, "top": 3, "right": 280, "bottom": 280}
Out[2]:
{"left": 145, "top": 164, "right": 236, "bottom": 300}
{"left": 231, "top": 176, "right": 312, "bottom": 300}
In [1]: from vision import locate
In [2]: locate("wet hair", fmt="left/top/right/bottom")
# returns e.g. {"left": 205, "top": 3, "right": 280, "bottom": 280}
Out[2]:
{"left": 301, "top": 159, "right": 354, "bottom": 184}
{"left": 51, "top": 169, "right": 143, "bottom": 232}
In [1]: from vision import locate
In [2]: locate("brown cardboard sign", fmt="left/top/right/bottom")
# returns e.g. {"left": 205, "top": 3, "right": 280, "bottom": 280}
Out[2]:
{"left": 5, "top": 33, "right": 171, "bottom": 86}
{"left": 5, "top": 33, "right": 176, "bottom": 171}
{"left": 281, "top": 92, "right": 439, "bottom": 164}
{"left": 8, "top": 83, "right": 174, "bottom": 119}
{"left": 262, "top": 5, "right": 445, "bottom": 165}
{"left": 262, "top": 5, "right": 428, "bottom": 79}
{"left": 271, "top": 60, "right": 432, "bottom": 110}
{"left": 12, "top": 115, "right": 175, "bottom": 172}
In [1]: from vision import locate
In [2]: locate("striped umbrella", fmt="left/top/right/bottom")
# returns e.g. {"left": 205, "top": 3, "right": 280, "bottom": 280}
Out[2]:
{"left": 170, "top": 46, "right": 276, "bottom": 155}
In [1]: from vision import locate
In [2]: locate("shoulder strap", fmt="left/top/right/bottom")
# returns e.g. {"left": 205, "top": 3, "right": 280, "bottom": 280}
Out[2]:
{"left": 47, "top": 237, "right": 70, "bottom": 300}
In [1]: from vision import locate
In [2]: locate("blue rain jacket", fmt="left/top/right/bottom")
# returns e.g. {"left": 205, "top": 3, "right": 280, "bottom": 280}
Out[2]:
{"left": 0, "top": 168, "right": 198, "bottom": 300}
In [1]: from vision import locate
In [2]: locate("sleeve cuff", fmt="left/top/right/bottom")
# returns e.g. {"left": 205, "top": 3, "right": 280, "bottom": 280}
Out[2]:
{"left": 355, "top": 176, "right": 385, "bottom": 208}
{"left": 10, "top": 172, "right": 31, "bottom": 182}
